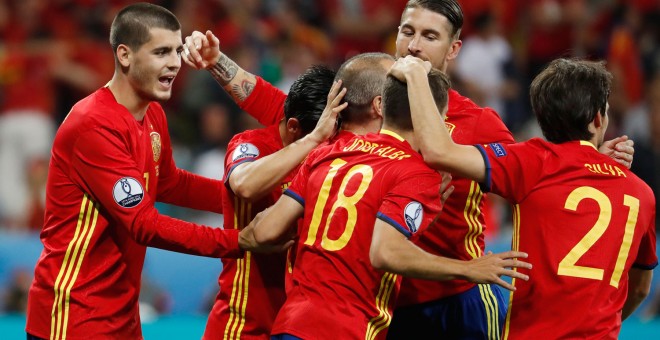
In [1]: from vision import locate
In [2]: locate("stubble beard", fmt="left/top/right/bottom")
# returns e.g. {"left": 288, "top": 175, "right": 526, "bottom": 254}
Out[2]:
{"left": 131, "top": 62, "right": 171, "bottom": 102}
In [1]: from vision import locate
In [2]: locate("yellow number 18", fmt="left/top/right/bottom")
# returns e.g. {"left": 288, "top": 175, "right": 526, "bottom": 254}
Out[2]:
{"left": 304, "top": 158, "right": 373, "bottom": 251}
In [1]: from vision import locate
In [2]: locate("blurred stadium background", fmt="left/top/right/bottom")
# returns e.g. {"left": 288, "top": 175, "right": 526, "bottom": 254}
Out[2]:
{"left": 1, "top": 0, "right": 659, "bottom": 338}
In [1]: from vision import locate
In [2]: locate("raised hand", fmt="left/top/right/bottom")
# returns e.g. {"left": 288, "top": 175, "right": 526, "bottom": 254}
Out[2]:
{"left": 387, "top": 55, "right": 432, "bottom": 83}
{"left": 464, "top": 251, "right": 532, "bottom": 291}
{"left": 598, "top": 135, "right": 634, "bottom": 169}
{"left": 182, "top": 30, "right": 221, "bottom": 70}
{"left": 308, "top": 80, "right": 348, "bottom": 144}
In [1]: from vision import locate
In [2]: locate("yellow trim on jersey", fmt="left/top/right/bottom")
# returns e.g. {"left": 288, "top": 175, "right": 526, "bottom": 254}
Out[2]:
{"left": 463, "top": 181, "right": 484, "bottom": 259}
{"left": 50, "top": 195, "right": 99, "bottom": 340}
{"left": 579, "top": 140, "right": 597, "bottom": 150}
{"left": 379, "top": 129, "right": 405, "bottom": 142}
{"left": 224, "top": 198, "right": 252, "bottom": 340}
{"left": 365, "top": 272, "right": 398, "bottom": 340}
{"left": 502, "top": 204, "right": 520, "bottom": 340}
{"left": 478, "top": 284, "right": 500, "bottom": 340}
{"left": 236, "top": 251, "right": 252, "bottom": 336}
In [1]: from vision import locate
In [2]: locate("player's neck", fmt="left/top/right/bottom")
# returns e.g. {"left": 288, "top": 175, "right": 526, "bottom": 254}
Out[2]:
{"left": 108, "top": 75, "right": 150, "bottom": 121}
{"left": 342, "top": 120, "right": 381, "bottom": 136}
{"left": 382, "top": 125, "right": 416, "bottom": 150}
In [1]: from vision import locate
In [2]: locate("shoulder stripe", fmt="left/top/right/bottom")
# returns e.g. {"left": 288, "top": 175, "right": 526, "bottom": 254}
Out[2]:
{"left": 51, "top": 194, "right": 99, "bottom": 340}
{"left": 502, "top": 204, "right": 521, "bottom": 340}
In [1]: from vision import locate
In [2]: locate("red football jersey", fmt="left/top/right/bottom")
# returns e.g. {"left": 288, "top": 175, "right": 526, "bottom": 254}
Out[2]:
{"left": 477, "top": 139, "right": 657, "bottom": 339}
{"left": 204, "top": 124, "right": 293, "bottom": 340}
{"left": 272, "top": 130, "right": 443, "bottom": 340}
{"left": 26, "top": 87, "right": 242, "bottom": 340}
{"left": 398, "top": 89, "right": 515, "bottom": 305}
{"left": 283, "top": 129, "right": 359, "bottom": 295}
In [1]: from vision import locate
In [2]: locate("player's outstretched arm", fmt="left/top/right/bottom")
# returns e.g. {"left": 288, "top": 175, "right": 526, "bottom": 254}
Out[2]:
{"left": 599, "top": 135, "right": 634, "bottom": 169}
{"left": 388, "top": 56, "right": 486, "bottom": 182}
{"left": 183, "top": 30, "right": 257, "bottom": 104}
{"left": 227, "top": 81, "right": 346, "bottom": 201}
{"left": 245, "top": 195, "right": 303, "bottom": 247}
{"left": 370, "top": 220, "right": 531, "bottom": 291}
{"left": 622, "top": 268, "right": 653, "bottom": 320}
{"left": 238, "top": 205, "right": 295, "bottom": 253}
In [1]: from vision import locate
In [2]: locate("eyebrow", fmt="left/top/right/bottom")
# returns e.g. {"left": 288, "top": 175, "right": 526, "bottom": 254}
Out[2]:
{"left": 400, "top": 23, "right": 441, "bottom": 36}
{"left": 152, "top": 46, "right": 173, "bottom": 53}
{"left": 152, "top": 45, "right": 184, "bottom": 54}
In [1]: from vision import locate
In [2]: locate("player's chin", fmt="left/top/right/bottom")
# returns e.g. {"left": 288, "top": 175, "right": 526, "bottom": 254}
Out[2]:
{"left": 151, "top": 88, "right": 173, "bottom": 102}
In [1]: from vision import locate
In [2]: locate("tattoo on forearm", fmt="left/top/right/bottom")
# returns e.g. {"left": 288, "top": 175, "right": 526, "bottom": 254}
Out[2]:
{"left": 231, "top": 80, "right": 256, "bottom": 102}
{"left": 208, "top": 54, "right": 238, "bottom": 86}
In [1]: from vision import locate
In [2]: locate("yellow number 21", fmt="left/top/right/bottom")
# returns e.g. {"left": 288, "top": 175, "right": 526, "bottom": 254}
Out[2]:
{"left": 558, "top": 186, "right": 639, "bottom": 288}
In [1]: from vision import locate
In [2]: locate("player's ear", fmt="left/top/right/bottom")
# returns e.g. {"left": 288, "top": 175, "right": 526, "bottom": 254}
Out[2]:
{"left": 372, "top": 96, "right": 383, "bottom": 118}
{"left": 446, "top": 38, "right": 462, "bottom": 61}
{"left": 594, "top": 110, "right": 603, "bottom": 128}
{"left": 286, "top": 117, "right": 301, "bottom": 134}
{"left": 116, "top": 44, "right": 132, "bottom": 68}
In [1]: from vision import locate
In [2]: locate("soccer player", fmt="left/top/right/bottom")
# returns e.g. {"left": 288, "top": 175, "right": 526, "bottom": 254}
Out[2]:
{"left": 24, "top": 4, "right": 290, "bottom": 340}
{"left": 243, "top": 67, "right": 531, "bottom": 340}
{"left": 394, "top": 55, "right": 657, "bottom": 339}
{"left": 203, "top": 67, "right": 344, "bottom": 339}
{"left": 388, "top": 1, "right": 636, "bottom": 338}
{"left": 183, "top": 30, "right": 400, "bottom": 337}
{"left": 184, "top": 29, "right": 347, "bottom": 339}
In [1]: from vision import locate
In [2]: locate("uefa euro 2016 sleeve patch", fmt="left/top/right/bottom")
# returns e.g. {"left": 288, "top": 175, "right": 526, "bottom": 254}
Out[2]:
{"left": 404, "top": 201, "right": 423, "bottom": 234}
{"left": 232, "top": 143, "right": 260, "bottom": 162}
{"left": 113, "top": 177, "right": 144, "bottom": 208}
{"left": 488, "top": 143, "right": 507, "bottom": 157}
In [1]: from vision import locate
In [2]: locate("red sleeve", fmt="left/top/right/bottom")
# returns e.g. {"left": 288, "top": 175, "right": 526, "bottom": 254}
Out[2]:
{"left": 283, "top": 150, "right": 316, "bottom": 206}
{"left": 476, "top": 141, "right": 543, "bottom": 203}
{"left": 70, "top": 126, "right": 242, "bottom": 258}
{"left": 155, "top": 113, "right": 223, "bottom": 213}
{"left": 634, "top": 204, "right": 658, "bottom": 269}
{"left": 239, "top": 76, "right": 286, "bottom": 126}
{"left": 157, "top": 169, "right": 224, "bottom": 213}
{"left": 224, "top": 130, "right": 277, "bottom": 190}
{"left": 377, "top": 170, "right": 442, "bottom": 239}
{"left": 472, "top": 107, "right": 515, "bottom": 144}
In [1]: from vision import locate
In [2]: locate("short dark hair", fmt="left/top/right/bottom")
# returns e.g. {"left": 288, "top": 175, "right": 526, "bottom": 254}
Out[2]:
{"left": 382, "top": 69, "right": 451, "bottom": 130}
{"left": 284, "top": 65, "right": 336, "bottom": 135}
{"left": 531, "top": 58, "right": 612, "bottom": 144}
{"left": 110, "top": 3, "right": 180, "bottom": 53}
{"left": 334, "top": 52, "right": 395, "bottom": 124}
{"left": 404, "top": 0, "right": 464, "bottom": 38}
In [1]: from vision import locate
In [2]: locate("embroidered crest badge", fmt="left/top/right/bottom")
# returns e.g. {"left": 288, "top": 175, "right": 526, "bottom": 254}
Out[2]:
{"left": 150, "top": 132, "right": 161, "bottom": 162}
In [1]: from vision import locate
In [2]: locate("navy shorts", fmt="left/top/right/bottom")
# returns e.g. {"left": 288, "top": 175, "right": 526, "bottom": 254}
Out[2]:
{"left": 272, "top": 334, "right": 303, "bottom": 340}
{"left": 387, "top": 283, "right": 506, "bottom": 340}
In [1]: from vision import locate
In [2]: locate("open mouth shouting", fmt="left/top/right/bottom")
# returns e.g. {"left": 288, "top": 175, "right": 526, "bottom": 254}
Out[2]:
{"left": 158, "top": 74, "right": 176, "bottom": 89}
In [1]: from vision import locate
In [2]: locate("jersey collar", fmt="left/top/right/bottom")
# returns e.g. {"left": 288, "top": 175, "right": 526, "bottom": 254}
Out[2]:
{"left": 379, "top": 129, "right": 405, "bottom": 142}
{"left": 579, "top": 140, "right": 597, "bottom": 150}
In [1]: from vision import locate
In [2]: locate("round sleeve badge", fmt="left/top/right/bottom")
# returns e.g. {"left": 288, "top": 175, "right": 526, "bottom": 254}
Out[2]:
{"left": 404, "top": 201, "right": 423, "bottom": 234}
{"left": 113, "top": 177, "right": 145, "bottom": 208}
{"left": 231, "top": 143, "right": 260, "bottom": 162}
